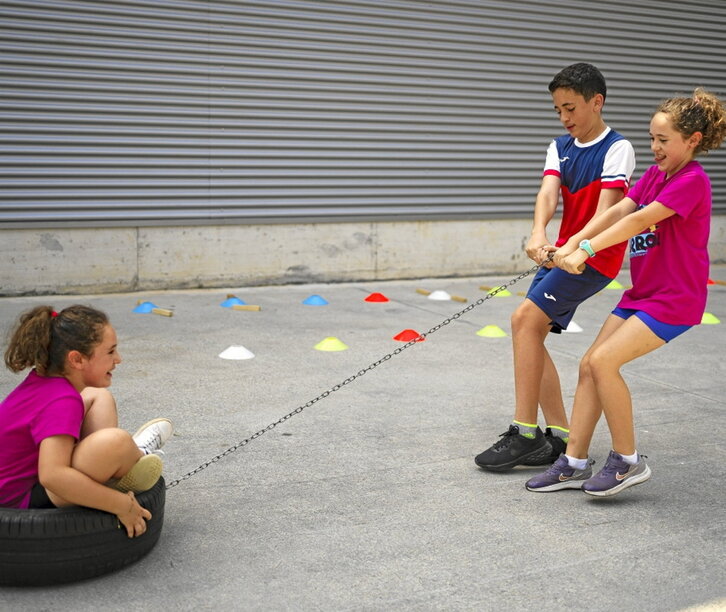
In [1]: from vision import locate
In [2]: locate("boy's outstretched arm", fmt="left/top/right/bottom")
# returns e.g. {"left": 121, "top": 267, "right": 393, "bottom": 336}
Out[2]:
{"left": 594, "top": 186, "right": 626, "bottom": 216}
{"left": 527, "top": 174, "right": 561, "bottom": 265}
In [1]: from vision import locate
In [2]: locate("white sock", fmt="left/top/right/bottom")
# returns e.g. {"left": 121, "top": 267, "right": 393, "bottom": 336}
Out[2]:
{"left": 565, "top": 454, "right": 588, "bottom": 470}
{"left": 620, "top": 451, "right": 639, "bottom": 465}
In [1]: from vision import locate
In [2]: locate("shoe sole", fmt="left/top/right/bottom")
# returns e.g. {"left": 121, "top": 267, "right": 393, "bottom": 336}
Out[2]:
{"left": 111, "top": 454, "right": 163, "bottom": 494}
{"left": 525, "top": 478, "right": 589, "bottom": 492}
{"left": 475, "top": 444, "right": 552, "bottom": 472}
{"left": 522, "top": 452, "right": 558, "bottom": 466}
{"left": 582, "top": 464, "right": 652, "bottom": 497}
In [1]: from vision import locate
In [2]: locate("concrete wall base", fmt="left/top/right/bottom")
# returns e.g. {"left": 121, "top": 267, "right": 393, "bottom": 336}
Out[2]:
{"left": 2, "top": 216, "right": 726, "bottom": 295}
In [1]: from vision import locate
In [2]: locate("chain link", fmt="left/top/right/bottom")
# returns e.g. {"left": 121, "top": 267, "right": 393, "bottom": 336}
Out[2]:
{"left": 165, "top": 261, "right": 543, "bottom": 489}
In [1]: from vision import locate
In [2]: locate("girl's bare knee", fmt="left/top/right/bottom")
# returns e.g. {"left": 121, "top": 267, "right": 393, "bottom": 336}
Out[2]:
{"left": 578, "top": 355, "right": 593, "bottom": 381}
{"left": 75, "top": 428, "right": 138, "bottom": 462}
{"left": 99, "top": 427, "right": 135, "bottom": 450}
{"left": 587, "top": 349, "right": 618, "bottom": 385}
{"left": 81, "top": 387, "right": 116, "bottom": 411}
{"left": 71, "top": 428, "right": 141, "bottom": 482}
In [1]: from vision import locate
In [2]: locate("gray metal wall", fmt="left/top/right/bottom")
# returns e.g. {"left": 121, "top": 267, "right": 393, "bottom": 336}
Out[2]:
{"left": 1, "top": 0, "right": 725, "bottom": 227}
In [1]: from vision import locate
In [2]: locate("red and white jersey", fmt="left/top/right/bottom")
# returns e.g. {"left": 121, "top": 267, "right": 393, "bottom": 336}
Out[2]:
{"left": 543, "top": 127, "right": 635, "bottom": 278}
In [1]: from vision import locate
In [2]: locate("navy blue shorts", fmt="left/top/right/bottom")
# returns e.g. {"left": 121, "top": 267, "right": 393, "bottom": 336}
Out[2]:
{"left": 612, "top": 307, "right": 691, "bottom": 342}
{"left": 526, "top": 265, "right": 612, "bottom": 333}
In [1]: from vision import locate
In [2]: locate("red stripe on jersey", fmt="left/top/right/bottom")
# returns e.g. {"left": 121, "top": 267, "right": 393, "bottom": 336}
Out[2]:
{"left": 556, "top": 180, "right": 627, "bottom": 278}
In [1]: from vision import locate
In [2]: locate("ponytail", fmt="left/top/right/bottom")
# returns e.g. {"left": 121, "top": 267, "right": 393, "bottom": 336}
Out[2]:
{"left": 4, "top": 305, "right": 109, "bottom": 375}
{"left": 657, "top": 88, "right": 726, "bottom": 155}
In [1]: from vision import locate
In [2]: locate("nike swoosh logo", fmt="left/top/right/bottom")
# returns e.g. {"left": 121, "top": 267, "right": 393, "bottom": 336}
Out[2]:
{"left": 615, "top": 470, "right": 631, "bottom": 481}
{"left": 544, "top": 293, "right": 556, "bottom": 301}
{"left": 559, "top": 157, "right": 570, "bottom": 162}
{"left": 558, "top": 474, "right": 572, "bottom": 481}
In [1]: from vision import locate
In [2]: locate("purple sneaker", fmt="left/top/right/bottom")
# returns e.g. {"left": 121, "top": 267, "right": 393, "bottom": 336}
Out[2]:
{"left": 582, "top": 450, "right": 651, "bottom": 497}
{"left": 525, "top": 455, "right": 595, "bottom": 492}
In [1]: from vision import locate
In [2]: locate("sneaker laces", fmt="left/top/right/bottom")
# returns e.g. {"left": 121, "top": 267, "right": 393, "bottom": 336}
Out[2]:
{"left": 541, "top": 457, "right": 568, "bottom": 476}
{"left": 599, "top": 456, "right": 621, "bottom": 476}
{"left": 491, "top": 426, "right": 518, "bottom": 451}
{"left": 137, "top": 429, "right": 163, "bottom": 454}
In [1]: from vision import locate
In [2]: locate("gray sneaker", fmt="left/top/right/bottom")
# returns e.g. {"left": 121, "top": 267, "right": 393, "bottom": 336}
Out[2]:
{"left": 525, "top": 455, "right": 595, "bottom": 492}
{"left": 582, "top": 450, "right": 651, "bottom": 497}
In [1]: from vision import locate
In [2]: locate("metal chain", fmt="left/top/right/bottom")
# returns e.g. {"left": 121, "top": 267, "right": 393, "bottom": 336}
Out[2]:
{"left": 165, "top": 261, "right": 543, "bottom": 489}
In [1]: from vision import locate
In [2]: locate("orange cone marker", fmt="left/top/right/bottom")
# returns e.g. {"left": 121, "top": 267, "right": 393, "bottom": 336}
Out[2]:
{"left": 365, "top": 292, "right": 389, "bottom": 302}
{"left": 393, "top": 329, "right": 425, "bottom": 342}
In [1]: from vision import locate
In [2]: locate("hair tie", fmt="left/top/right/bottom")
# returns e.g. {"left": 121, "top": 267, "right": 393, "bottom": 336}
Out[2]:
{"left": 51, "top": 311, "right": 58, "bottom": 318}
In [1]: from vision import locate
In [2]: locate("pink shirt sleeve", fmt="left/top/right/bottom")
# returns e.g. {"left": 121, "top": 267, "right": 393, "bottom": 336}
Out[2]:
{"left": 652, "top": 168, "right": 709, "bottom": 219}
{"left": 30, "top": 394, "right": 84, "bottom": 444}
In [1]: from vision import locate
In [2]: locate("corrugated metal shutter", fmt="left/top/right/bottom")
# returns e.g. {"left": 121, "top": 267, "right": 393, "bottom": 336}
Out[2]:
{"left": 1, "top": 0, "right": 725, "bottom": 227}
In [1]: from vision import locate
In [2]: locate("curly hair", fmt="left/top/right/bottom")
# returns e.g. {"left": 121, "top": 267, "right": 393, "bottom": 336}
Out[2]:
{"left": 656, "top": 88, "right": 726, "bottom": 155}
{"left": 4, "top": 305, "right": 109, "bottom": 376}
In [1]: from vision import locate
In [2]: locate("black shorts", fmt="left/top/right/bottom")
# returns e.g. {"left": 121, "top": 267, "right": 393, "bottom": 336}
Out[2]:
{"left": 28, "top": 483, "right": 56, "bottom": 509}
{"left": 526, "top": 264, "right": 612, "bottom": 333}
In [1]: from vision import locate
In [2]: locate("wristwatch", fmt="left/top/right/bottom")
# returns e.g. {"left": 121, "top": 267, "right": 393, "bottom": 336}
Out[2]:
{"left": 579, "top": 239, "right": 596, "bottom": 257}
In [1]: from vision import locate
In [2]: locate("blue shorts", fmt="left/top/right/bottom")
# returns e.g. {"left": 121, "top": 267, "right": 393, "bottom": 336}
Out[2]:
{"left": 612, "top": 307, "right": 691, "bottom": 342}
{"left": 527, "top": 265, "right": 611, "bottom": 334}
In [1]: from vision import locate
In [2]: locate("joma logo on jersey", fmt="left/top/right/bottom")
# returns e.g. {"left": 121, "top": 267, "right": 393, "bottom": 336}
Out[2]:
{"left": 630, "top": 231, "right": 660, "bottom": 257}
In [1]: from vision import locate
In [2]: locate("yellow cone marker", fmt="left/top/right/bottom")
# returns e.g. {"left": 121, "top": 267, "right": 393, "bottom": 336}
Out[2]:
{"left": 481, "top": 286, "right": 511, "bottom": 297}
{"left": 476, "top": 325, "right": 508, "bottom": 338}
{"left": 701, "top": 312, "right": 721, "bottom": 324}
{"left": 605, "top": 280, "right": 624, "bottom": 289}
{"left": 314, "top": 337, "right": 349, "bottom": 351}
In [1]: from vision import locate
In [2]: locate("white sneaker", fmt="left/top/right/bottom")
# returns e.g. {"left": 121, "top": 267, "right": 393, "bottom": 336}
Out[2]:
{"left": 133, "top": 418, "right": 174, "bottom": 455}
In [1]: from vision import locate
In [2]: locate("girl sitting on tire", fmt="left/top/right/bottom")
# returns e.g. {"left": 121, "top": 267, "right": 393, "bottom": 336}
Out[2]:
{"left": 0, "top": 305, "right": 173, "bottom": 537}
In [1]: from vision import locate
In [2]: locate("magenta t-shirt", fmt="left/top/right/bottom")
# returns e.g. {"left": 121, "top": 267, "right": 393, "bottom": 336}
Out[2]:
{"left": 0, "top": 370, "right": 84, "bottom": 508}
{"left": 618, "top": 161, "right": 711, "bottom": 325}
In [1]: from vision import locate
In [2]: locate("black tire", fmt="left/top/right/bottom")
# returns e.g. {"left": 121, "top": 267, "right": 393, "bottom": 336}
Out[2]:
{"left": 0, "top": 477, "right": 165, "bottom": 587}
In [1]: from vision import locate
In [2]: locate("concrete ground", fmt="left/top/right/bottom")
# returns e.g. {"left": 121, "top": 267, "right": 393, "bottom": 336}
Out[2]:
{"left": 1, "top": 266, "right": 725, "bottom": 611}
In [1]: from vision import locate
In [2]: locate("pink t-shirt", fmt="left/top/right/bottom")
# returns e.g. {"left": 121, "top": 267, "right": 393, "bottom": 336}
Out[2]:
{"left": 618, "top": 161, "right": 711, "bottom": 325}
{"left": 0, "top": 370, "right": 84, "bottom": 508}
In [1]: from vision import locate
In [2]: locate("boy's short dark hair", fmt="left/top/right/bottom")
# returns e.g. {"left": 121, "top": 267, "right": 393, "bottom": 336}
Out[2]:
{"left": 548, "top": 63, "right": 607, "bottom": 102}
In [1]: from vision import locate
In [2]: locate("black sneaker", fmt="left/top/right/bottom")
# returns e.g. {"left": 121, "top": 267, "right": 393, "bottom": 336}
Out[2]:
{"left": 522, "top": 427, "right": 567, "bottom": 466}
{"left": 474, "top": 425, "right": 552, "bottom": 471}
